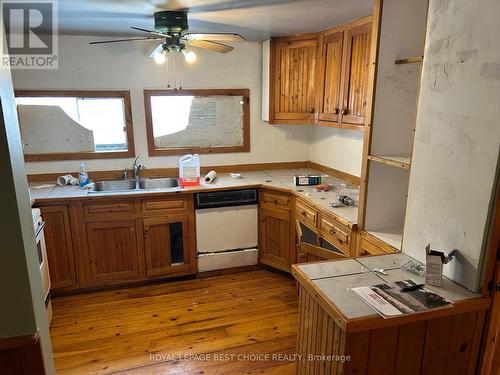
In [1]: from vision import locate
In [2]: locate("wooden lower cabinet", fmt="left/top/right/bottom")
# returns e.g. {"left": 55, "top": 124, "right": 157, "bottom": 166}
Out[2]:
{"left": 259, "top": 208, "right": 294, "bottom": 272}
{"left": 295, "top": 282, "right": 487, "bottom": 375}
{"left": 143, "top": 215, "right": 192, "bottom": 278}
{"left": 39, "top": 205, "right": 77, "bottom": 291}
{"left": 85, "top": 219, "right": 141, "bottom": 285}
{"left": 38, "top": 196, "right": 196, "bottom": 291}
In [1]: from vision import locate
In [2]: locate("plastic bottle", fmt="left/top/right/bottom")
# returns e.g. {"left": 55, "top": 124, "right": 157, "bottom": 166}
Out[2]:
{"left": 179, "top": 154, "right": 200, "bottom": 187}
{"left": 79, "top": 162, "right": 89, "bottom": 188}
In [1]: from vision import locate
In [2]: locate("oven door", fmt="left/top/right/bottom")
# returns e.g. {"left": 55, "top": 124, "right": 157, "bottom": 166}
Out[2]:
{"left": 34, "top": 218, "right": 51, "bottom": 301}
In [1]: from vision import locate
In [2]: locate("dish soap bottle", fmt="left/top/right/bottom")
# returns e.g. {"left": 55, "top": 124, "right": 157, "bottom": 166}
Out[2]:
{"left": 79, "top": 162, "right": 89, "bottom": 188}
{"left": 179, "top": 154, "right": 200, "bottom": 187}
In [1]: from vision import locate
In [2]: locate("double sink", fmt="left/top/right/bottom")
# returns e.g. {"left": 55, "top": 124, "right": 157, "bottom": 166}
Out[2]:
{"left": 92, "top": 178, "right": 180, "bottom": 192}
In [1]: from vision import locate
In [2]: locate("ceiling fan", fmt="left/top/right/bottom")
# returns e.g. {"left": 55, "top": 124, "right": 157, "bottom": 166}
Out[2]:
{"left": 89, "top": 10, "right": 245, "bottom": 64}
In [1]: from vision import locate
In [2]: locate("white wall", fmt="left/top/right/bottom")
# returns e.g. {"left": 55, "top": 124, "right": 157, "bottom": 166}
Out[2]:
{"left": 403, "top": 0, "right": 500, "bottom": 291}
{"left": 308, "top": 126, "right": 364, "bottom": 177}
{"left": 13, "top": 35, "right": 310, "bottom": 174}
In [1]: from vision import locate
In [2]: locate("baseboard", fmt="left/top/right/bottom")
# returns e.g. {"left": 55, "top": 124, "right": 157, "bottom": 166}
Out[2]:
{"left": 308, "top": 161, "right": 361, "bottom": 186}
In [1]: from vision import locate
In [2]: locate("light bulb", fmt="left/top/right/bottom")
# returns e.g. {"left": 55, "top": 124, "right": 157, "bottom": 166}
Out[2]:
{"left": 154, "top": 52, "right": 166, "bottom": 65}
{"left": 184, "top": 50, "right": 197, "bottom": 64}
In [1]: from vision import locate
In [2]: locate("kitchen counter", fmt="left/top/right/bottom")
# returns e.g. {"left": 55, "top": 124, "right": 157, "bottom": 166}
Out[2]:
{"left": 292, "top": 252, "right": 486, "bottom": 326}
{"left": 292, "top": 253, "right": 490, "bottom": 374}
{"left": 30, "top": 168, "right": 360, "bottom": 225}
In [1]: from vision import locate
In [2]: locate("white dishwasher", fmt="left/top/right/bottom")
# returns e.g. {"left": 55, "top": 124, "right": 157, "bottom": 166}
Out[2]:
{"left": 195, "top": 189, "right": 258, "bottom": 272}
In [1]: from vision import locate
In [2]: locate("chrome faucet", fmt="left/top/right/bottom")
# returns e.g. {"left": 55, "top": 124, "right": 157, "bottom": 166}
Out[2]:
{"left": 132, "top": 156, "right": 145, "bottom": 180}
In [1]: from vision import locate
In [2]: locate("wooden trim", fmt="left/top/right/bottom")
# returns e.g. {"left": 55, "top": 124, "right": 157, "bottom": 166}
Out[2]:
{"left": 27, "top": 160, "right": 309, "bottom": 183}
{"left": 356, "top": 0, "right": 383, "bottom": 235}
{"left": 367, "top": 154, "right": 411, "bottom": 169}
{"left": 395, "top": 56, "right": 423, "bottom": 64}
{"left": 480, "top": 169, "right": 500, "bottom": 295}
{"left": 143, "top": 88, "right": 250, "bottom": 156}
{"left": 15, "top": 90, "right": 135, "bottom": 162}
{"left": 0, "top": 331, "right": 39, "bottom": 351}
{"left": 315, "top": 121, "right": 364, "bottom": 131}
{"left": 308, "top": 161, "right": 361, "bottom": 186}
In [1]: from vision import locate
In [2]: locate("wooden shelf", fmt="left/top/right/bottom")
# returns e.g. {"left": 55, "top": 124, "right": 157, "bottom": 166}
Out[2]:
{"left": 366, "top": 226, "right": 403, "bottom": 251}
{"left": 395, "top": 56, "right": 423, "bottom": 65}
{"left": 368, "top": 154, "right": 411, "bottom": 169}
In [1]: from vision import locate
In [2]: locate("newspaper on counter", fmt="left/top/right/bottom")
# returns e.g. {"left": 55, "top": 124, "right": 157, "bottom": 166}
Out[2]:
{"left": 352, "top": 279, "right": 452, "bottom": 318}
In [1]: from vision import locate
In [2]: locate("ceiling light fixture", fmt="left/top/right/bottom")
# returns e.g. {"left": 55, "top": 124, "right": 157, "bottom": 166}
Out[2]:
{"left": 154, "top": 52, "right": 166, "bottom": 64}
{"left": 183, "top": 50, "right": 197, "bottom": 64}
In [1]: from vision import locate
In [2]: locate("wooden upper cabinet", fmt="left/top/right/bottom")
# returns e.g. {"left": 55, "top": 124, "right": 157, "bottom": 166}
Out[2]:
{"left": 270, "top": 34, "right": 318, "bottom": 124}
{"left": 40, "top": 205, "right": 77, "bottom": 291}
{"left": 316, "top": 29, "right": 344, "bottom": 124}
{"left": 85, "top": 219, "right": 140, "bottom": 284}
{"left": 340, "top": 20, "right": 372, "bottom": 126}
{"left": 266, "top": 16, "right": 372, "bottom": 130}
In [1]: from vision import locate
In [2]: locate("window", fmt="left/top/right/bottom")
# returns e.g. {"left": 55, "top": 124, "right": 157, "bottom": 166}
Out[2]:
{"left": 15, "top": 90, "right": 135, "bottom": 161}
{"left": 144, "top": 89, "right": 250, "bottom": 156}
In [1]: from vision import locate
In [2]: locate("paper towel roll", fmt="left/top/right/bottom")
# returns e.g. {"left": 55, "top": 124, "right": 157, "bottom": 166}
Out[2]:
{"left": 204, "top": 170, "right": 217, "bottom": 184}
{"left": 57, "top": 174, "right": 79, "bottom": 186}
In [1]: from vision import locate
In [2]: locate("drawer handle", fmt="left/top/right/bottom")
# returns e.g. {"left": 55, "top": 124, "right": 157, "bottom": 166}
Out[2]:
{"left": 341, "top": 109, "right": 347, "bottom": 115}
{"left": 301, "top": 211, "right": 307, "bottom": 216}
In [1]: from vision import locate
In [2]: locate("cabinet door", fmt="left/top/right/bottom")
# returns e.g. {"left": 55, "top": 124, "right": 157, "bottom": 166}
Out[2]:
{"left": 143, "top": 215, "right": 191, "bottom": 278}
{"left": 272, "top": 36, "right": 318, "bottom": 123}
{"left": 40, "top": 206, "right": 77, "bottom": 290}
{"left": 340, "top": 21, "right": 372, "bottom": 125}
{"left": 259, "top": 208, "right": 293, "bottom": 272}
{"left": 86, "top": 220, "right": 140, "bottom": 284}
{"left": 317, "top": 30, "right": 344, "bottom": 124}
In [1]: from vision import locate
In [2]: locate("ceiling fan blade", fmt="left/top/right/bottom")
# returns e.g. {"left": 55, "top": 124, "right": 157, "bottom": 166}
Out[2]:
{"left": 131, "top": 26, "right": 169, "bottom": 38}
{"left": 188, "top": 39, "right": 233, "bottom": 53}
{"left": 186, "top": 33, "right": 245, "bottom": 42}
{"left": 149, "top": 43, "right": 165, "bottom": 58}
{"left": 89, "top": 37, "right": 163, "bottom": 45}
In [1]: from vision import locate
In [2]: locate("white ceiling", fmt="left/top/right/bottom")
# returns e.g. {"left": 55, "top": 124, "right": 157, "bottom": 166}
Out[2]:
{"left": 55, "top": 0, "right": 374, "bottom": 40}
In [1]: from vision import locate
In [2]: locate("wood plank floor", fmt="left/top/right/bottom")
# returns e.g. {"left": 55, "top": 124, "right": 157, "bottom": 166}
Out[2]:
{"left": 50, "top": 270, "right": 299, "bottom": 374}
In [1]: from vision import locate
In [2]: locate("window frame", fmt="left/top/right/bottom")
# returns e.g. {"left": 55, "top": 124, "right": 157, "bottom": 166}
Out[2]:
{"left": 14, "top": 90, "right": 135, "bottom": 162}
{"left": 143, "top": 88, "right": 250, "bottom": 156}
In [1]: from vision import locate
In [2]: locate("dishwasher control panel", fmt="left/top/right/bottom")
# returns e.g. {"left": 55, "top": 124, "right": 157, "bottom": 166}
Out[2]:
{"left": 194, "top": 189, "right": 258, "bottom": 209}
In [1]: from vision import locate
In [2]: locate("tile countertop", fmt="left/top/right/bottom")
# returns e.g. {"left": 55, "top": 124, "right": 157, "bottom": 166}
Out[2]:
{"left": 29, "top": 168, "right": 360, "bottom": 225}
{"left": 293, "top": 253, "right": 482, "bottom": 320}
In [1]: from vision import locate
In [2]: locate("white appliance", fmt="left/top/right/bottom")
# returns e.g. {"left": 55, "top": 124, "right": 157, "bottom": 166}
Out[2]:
{"left": 32, "top": 208, "right": 52, "bottom": 324}
{"left": 195, "top": 189, "right": 258, "bottom": 272}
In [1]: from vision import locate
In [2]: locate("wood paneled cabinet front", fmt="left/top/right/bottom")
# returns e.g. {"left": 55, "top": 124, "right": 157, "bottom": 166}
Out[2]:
{"left": 267, "top": 16, "right": 372, "bottom": 129}
{"left": 269, "top": 34, "right": 319, "bottom": 124}
{"left": 143, "top": 215, "right": 192, "bottom": 278}
{"left": 259, "top": 208, "right": 294, "bottom": 272}
{"left": 259, "top": 190, "right": 295, "bottom": 271}
{"left": 316, "top": 17, "right": 372, "bottom": 128}
{"left": 85, "top": 219, "right": 141, "bottom": 285}
{"left": 37, "top": 196, "right": 196, "bottom": 291}
{"left": 39, "top": 205, "right": 77, "bottom": 291}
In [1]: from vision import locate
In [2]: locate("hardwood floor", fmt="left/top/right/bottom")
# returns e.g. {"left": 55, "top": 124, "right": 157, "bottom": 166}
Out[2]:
{"left": 50, "top": 270, "right": 299, "bottom": 374}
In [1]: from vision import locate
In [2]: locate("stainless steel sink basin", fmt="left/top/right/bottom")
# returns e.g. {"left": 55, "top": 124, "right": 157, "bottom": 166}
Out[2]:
{"left": 138, "top": 178, "right": 179, "bottom": 190}
{"left": 93, "top": 179, "right": 137, "bottom": 192}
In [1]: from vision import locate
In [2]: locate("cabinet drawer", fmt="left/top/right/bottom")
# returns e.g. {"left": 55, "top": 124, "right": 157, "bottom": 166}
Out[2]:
{"left": 261, "top": 191, "right": 291, "bottom": 211}
{"left": 142, "top": 198, "right": 188, "bottom": 214}
{"left": 320, "top": 216, "right": 351, "bottom": 254}
{"left": 296, "top": 200, "right": 318, "bottom": 228}
{"left": 84, "top": 202, "right": 134, "bottom": 217}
